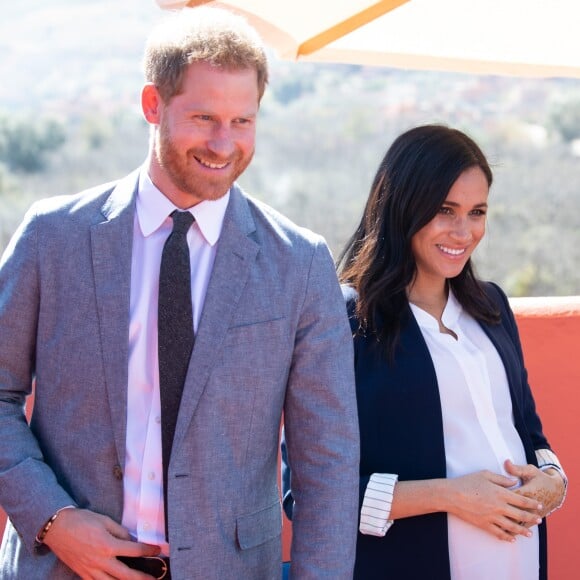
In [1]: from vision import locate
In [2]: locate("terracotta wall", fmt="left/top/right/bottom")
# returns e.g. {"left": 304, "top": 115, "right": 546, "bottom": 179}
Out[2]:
{"left": 509, "top": 296, "right": 580, "bottom": 580}
{"left": 1, "top": 297, "right": 578, "bottom": 578}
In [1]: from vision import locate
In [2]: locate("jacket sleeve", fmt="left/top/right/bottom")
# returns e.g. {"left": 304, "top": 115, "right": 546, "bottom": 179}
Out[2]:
{"left": 282, "top": 240, "right": 359, "bottom": 579}
{"left": 0, "top": 205, "right": 77, "bottom": 552}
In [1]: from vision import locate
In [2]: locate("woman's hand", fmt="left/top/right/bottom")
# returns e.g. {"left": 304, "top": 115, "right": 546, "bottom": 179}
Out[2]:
{"left": 505, "top": 459, "right": 566, "bottom": 519}
{"left": 444, "top": 470, "right": 542, "bottom": 542}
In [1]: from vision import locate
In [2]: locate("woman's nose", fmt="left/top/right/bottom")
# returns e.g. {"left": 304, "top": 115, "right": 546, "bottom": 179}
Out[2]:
{"left": 450, "top": 217, "right": 472, "bottom": 240}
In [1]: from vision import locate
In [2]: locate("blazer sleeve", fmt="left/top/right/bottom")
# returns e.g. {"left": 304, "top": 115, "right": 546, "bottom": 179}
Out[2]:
{"left": 281, "top": 287, "right": 387, "bottom": 529}
{"left": 0, "top": 205, "right": 77, "bottom": 551}
{"left": 487, "top": 282, "right": 550, "bottom": 453}
{"left": 282, "top": 240, "right": 359, "bottom": 580}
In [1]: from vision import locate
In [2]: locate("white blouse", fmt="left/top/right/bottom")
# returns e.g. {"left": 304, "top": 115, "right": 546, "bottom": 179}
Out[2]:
{"left": 412, "top": 291, "right": 538, "bottom": 580}
{"left": 360, "top": 292, "right": 540, "bottom": 580}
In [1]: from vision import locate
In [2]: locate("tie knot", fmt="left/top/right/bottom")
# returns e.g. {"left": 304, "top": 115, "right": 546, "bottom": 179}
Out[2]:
{"left": 170, "top": 210, "right": 194, "bottom": 235}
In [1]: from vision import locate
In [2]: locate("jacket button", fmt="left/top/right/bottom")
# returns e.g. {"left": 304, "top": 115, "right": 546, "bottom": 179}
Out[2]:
{"left": 113, "top": 464, "right": 123, "bottom": 480}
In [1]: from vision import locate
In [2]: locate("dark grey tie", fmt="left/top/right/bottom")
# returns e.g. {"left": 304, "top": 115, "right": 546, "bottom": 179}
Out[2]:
{"left": 158, "top": 210, "right": 195, "bottom": 535}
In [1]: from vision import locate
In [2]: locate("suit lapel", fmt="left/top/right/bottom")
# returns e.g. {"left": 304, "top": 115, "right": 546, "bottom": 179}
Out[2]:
{"left": 172, "top": 186, "right": 260, "bottom": 451}
{"left": 90, "top": 170, "right": 138, "bottom": 465}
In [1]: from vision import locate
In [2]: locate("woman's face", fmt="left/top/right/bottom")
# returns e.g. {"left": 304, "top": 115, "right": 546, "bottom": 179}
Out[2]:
{"left": 411, "top": 166, "right": 489, "bottom": 289}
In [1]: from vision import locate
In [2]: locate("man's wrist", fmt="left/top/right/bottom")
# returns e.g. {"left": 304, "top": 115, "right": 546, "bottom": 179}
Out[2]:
{"left": 36, "top": 506, "right": 75, "bottom": 544}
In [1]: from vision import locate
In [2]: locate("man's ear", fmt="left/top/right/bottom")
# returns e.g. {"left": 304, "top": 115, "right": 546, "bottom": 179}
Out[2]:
{"left": 141, "top": 83, "right": 162, "bottom": 124}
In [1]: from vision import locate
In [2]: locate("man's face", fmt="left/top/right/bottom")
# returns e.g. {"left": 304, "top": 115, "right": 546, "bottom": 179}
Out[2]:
{"left": 146, "top": 61, "right": 259, "bottom": 208}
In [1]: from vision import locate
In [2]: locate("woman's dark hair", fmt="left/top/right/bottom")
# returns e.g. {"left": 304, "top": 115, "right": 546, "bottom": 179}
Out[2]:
{"left": 338, "top": 124, "right": 500, "bottom": 359}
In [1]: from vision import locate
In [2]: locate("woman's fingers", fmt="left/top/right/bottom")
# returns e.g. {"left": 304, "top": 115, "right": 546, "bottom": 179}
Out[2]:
{"left": 447, "top": 470, "right": 544, "bottom": 540}
{"left": 492, "top": 517, "right": 535, "bottom": 542}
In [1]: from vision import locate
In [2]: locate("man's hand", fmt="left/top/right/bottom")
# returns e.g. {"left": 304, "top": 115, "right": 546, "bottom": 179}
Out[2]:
{"left": 43, "top": 508, "right": 161, "bottom": 579}
{"left": 505, "top": 459, "right": 566, "bottom": 519}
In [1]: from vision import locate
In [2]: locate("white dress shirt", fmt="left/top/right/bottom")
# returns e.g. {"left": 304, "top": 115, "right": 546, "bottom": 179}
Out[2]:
{"left": 122, "top": 169, "right": 229, "bottom": 554}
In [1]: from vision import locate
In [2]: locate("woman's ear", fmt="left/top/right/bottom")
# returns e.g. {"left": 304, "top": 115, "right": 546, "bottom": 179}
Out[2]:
{"left": 141, "top": 83, "right": 162, "bottom": 124}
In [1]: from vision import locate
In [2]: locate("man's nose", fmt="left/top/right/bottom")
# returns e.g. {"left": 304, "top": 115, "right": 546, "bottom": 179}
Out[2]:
{"left": 206, "top": 125, "right": 235, "bottom": 157}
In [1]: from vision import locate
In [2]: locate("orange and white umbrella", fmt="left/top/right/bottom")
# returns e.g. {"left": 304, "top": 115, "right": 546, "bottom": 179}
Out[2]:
{"left": 157, "top": 0, "right": 580, "bottom": 78}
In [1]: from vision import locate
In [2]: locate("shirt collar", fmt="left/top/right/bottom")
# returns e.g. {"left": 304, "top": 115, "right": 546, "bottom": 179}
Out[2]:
{"left": 410, "top": 288, "right": 463, "bottom": 330}
{"left": 136, "top": 168, "right": 230, "bottom": 246}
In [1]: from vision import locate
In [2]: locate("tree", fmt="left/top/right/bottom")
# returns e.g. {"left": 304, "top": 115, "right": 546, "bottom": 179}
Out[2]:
{"left": 549, "top": 99, "right": 580, "bottom": 142}
{"left": 0, "top": 113, "right": 66, "bottom": 173}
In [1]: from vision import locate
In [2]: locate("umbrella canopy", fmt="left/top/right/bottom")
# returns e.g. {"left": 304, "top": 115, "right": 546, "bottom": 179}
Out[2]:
{"left": 157, "top": 0, "right": 580, "bottom": 78}
{"left": 156, "top": 1, "right": 408, "bottom": 59}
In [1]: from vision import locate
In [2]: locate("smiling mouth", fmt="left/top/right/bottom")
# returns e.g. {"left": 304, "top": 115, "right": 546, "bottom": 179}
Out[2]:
{"left": 437, "top": 244, "right": 466, "bottom": 256}
{"left": 194, "top": 156, "right": 229, "bottom": 169}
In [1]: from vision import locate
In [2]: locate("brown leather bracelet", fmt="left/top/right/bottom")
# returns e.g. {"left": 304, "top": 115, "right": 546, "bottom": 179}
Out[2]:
{"left": 36, "top": 506, "right": 74, "bottom": 544}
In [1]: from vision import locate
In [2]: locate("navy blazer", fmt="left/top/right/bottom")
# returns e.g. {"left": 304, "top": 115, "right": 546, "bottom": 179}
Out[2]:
{"left": 347, "top": 281, "right": 549, "bottom": 580}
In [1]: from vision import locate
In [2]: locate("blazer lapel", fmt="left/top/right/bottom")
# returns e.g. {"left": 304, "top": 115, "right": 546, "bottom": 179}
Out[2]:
{"left": 172, "top": 186, "right": 260, "bottom": 451}
{"left": 90, "top": 170, "right": 138, "bottom": 465}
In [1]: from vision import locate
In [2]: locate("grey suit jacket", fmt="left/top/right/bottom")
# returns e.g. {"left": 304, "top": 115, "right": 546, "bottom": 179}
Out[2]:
{"left": 0, "top": 170, "right": 359, "bottom": 579}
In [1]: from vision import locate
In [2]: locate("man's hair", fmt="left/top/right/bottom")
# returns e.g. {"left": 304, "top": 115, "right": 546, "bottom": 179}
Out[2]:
{"left": 144, "top": 6, "right": 269, "bottom": 103}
